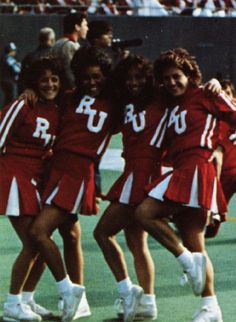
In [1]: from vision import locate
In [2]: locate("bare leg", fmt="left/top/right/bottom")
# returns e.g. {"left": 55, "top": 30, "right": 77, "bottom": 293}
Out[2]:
{"left": 134, "top": 197, "right": 185, "bottom": 256}
{"left": 29, "top": 205, "right": 70, "bottom": 281}
{"left": 9, "top": 216, "right": 38, "bottom": 294}
{"left": 22, "top": 255, "right": 46, "bottom": 292}
{"left": 94, "top": 203, "right": 133, "bottom": 281}
{"left": 176, "top": 208, "right": 215, "bottom": 297}
{"left": 124, "top": 226, "right": 155, "bottom": 294}
{"left": 58, "top": 219, "right": 84, "bottom": 285}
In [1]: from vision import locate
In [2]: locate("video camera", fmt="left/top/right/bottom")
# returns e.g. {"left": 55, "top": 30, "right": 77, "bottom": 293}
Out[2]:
{"left": 111, "top": 38, "right": 143, "bottom": 51}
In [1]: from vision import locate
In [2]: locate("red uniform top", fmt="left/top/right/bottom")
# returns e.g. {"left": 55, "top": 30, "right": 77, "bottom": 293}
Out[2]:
{"left": 55, "top": 95, "right": 112, "bottom": 160}
{"left": 121, "top": 99, "right": 168, "bottom": 160}
{"left": 0, "top": 99, "right": 59, "bottom": 158}
{"left": 218, "top": 121, "right": 236, "bottom": 172}
{"left": 160, "top": 87, "right": 236, "bottom": 161}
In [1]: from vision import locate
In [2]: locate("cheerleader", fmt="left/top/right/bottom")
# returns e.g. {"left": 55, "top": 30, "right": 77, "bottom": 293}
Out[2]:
{"left": 134, "top": 48, "right": 236, "bottom": 322}
{"left": 0, "top": 57, "right": 63, "bottom": 322}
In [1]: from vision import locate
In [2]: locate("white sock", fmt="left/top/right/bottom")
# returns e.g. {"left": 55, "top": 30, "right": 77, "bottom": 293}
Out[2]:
{"left": 140, "top": 294, "right": 156, "bottom": 305}
{"left": 117, "top": 277, "right": 132, "bottom": 296}
{"left": 202, "top": 295, "right": 218, "bottom": 308}
{"left": 56, "top": 275, "right": 73, "bottom": 296}
{"left": 6, "top": 293, "right": 22, "bottom": 304}
{"left": 176, "top": 248, "right": 193, "bottom": 271}
{"left": 22, "top": 291, "right": 34, "bottom": 303}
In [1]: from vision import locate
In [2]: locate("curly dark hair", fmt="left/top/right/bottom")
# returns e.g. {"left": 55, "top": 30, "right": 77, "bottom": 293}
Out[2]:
{"left": 71, "top": 46, "right": 113, "bottom": 91}
{"left": 154, "top": 48, "right": 202, "bottom": 86}
{"left": 25, "top": 56, "right": 66, "bottom": 95}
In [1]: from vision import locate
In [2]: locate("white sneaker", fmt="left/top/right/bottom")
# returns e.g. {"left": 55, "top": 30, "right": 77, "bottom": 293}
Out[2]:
{"left": 73, "top": 294, "right": 91, "bottom": 320}
{"left": 3, "top": 302, "right": 42, "bottom": 322}
{"left": 27, "top": 300, "right": 53, "bottom": 319}
{"left": 192, "top": 305, "right": 223, "bottom": 322}
{"left": 115, "top": 298, "right": 157, "bottom": 320}
{"left": 135, "top": 302, "right": 157, "bottom": 321}
{"left": 186, "top": 253, "right": 207, "bottom": 296}
{"left": 61, "top": 284, "right": 85, "bottom": 322}
{"left": 58, "top": 292, "right": 91, "bottom": 320}
{"left": 121, "top": 285, "right": 144, "bottom": 322}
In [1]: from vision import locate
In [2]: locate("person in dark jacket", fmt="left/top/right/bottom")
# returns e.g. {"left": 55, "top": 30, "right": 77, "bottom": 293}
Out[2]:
{"left": 19, "top": 27, "right": 56, "bottom": 92}
{"left": 0, "top": 42, "right": 21, "bottom": 105}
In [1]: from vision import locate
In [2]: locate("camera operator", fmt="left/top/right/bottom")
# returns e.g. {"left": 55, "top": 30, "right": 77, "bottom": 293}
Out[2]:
{"left": 86, "top": 20, "right": 130, "bottom": 67}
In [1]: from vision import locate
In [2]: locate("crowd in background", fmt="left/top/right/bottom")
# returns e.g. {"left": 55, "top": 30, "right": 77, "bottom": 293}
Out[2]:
{"left": 0, "top": 0, "right": 236, "bottom": 17}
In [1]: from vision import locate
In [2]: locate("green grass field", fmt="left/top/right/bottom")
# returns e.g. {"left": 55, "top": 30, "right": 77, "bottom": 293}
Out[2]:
{"left": 1, "top": 135, "right": 236, "bottom": 322}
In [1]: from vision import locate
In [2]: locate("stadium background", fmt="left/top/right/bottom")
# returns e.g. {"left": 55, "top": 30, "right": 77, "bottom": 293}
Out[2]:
{"left": 1, "top": 13, "right": 236, "bottom": 322}
{"left": 0, "top": 15, "right": 236, "bottom": 103}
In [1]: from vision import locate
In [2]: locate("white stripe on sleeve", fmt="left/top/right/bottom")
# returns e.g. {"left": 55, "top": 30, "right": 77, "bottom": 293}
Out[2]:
{"left": 0, "top": 100, "right": 25, "bottom": 148}
{"left": 219, "top": 92, "right": 236, "bottom": 111}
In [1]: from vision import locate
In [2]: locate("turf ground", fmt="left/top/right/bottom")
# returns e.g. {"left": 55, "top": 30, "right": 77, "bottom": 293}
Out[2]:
{"left": 1, "top": 134, "right": 236, "bottom": 322}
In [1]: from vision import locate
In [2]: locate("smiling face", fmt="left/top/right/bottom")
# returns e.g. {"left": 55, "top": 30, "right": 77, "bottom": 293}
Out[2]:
{"left": 162, "top": 66, "right": 189, "bottom": 97}
{"left": 124, "top": 66, "right": 147, "bottom": 98}
{"left": 79, "top": 65, "right": 106, "bottom": 97}
{"left": 37, "top": 69, "right": 60, "bottom": 101}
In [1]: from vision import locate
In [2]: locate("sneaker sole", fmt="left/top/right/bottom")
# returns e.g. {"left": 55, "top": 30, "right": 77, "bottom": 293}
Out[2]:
{"left": 3, "top": 318, "right": 22, "bottom": 322}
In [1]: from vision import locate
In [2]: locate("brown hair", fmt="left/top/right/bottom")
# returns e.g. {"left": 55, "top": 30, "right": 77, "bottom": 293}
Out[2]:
{"left": 154, "top": 48, "right": 202, "bottom": 86}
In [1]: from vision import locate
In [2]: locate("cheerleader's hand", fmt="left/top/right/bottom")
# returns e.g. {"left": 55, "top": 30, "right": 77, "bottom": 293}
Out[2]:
{"left": 203, "top": 78, "right": 222, "bottom": 96}
{"left": 18, "top": 89, "right": 38, "bottom": 107}
{"left": 208, "top": 145, "right": 224, "bottom": 178}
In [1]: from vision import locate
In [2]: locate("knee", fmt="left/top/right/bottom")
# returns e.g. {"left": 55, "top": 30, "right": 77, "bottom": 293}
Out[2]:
{"left": 29, "top": 224, "right": 48, "bottom": 245}
{"left": 93, "top": 224, "right": 109, "bottom": 247}
{"left": 60, "top": 228, "right": 80, "bottom": 247}
{"left": 93, "top": 224, "right": 102, "bottom": 244}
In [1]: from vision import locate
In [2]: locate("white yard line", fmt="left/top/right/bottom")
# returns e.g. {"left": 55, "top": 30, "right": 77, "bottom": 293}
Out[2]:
{"left": 100, "top": 148, "right": 124, "bottom": 171}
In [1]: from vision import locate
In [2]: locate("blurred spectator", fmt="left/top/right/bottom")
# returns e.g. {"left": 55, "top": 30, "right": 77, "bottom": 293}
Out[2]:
{"left": 126, "top": 0, "right": 169, "bottom": 15}
{"left": 52, "top": 12, "right": 88, "bottom": 89}
{"left": 0, "top": 0, "right": 17, "bottom": 13}
{"left": 220, "top": 79, "right": 236, "bottom": 98}
{"left": 19, "top": 27, "right": 56, "bottom": 92}
{"left": 2, "top": 0, "right": 236, "bottom": 15}
{"left": 0, "top": 42, "right": 21, "bottom": 105}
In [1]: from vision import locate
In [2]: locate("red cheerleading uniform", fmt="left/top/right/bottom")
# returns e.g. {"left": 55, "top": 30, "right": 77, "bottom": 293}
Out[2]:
{"left": 218, "top": 121, "right": 236, "bottom": 203}
{"left": 42, "top": 94, "right": 112, "bottom": 215}
{"left": 146, "top": 86, "right": 236, "bottom": 218}
{"left": 0, "top": 99, "right": 59, "bottom": 216}
{"left": 106, "top": 98, "right": 168, "bottom": 206}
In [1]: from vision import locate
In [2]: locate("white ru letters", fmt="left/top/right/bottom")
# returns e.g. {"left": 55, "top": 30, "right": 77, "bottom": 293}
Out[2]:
{"left": 168, "top": 105, "right": 187, "bottom": 134}
{"left": 124, "top": 104, "right": 146, "bottom": 132}
{"left": 33, "top": 117, "right": 53, "bottom": 146}
{"left": 76, "top": 95, "right": 108, "bottom": 133}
